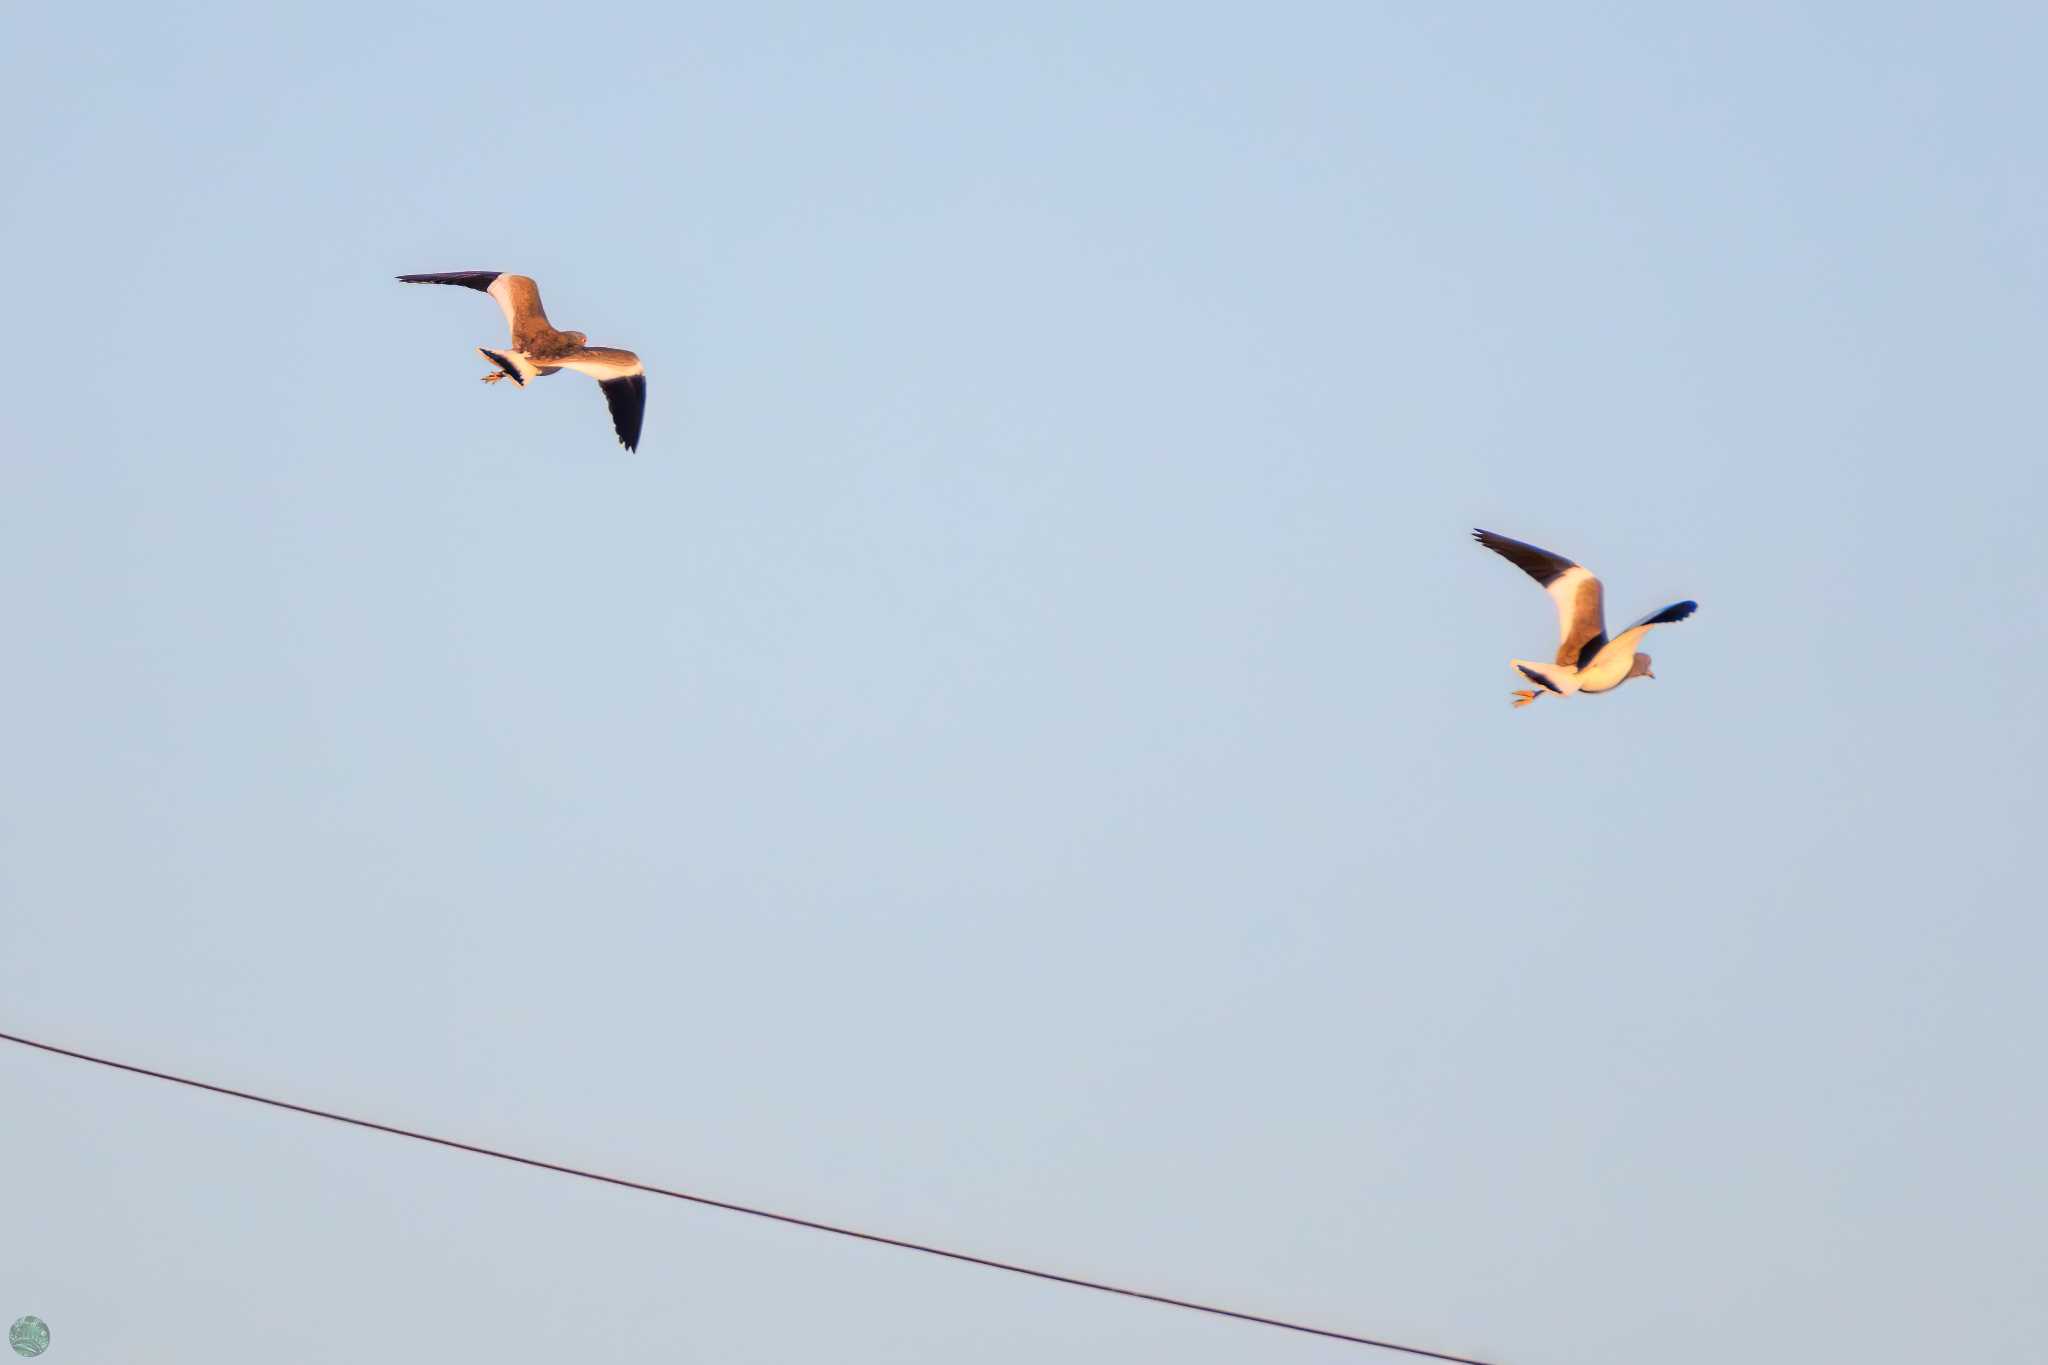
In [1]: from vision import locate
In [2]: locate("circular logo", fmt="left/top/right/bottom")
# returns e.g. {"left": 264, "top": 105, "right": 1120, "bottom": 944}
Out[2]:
{"left": 7, "top": 1318, "right": 48, "bottom": 1358}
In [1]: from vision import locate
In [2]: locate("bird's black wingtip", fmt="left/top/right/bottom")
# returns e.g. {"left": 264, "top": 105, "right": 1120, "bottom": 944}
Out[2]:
{"left": 396, "top": 271, "right": 502, "bottom": 292}
{"left": 1471, "top": 528, "right": 1573, "bottom": 586}
{"left": 599, "top": 373, "right": 646, "bottom": 453}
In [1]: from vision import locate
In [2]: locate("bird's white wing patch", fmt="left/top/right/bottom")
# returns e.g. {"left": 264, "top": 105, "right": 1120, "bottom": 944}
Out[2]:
{"left": 553, "top": 351, "right": 645, "bottom": 382}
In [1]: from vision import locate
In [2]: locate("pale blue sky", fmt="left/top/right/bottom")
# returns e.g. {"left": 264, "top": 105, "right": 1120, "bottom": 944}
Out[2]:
{"left": 2, "top": 5, "right": 2043, "bottom": 1363}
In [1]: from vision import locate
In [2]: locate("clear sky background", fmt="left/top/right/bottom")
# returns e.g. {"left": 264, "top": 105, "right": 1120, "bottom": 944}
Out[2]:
{"left": 2, "top": 5, "right": 2042, "bottom": 1363}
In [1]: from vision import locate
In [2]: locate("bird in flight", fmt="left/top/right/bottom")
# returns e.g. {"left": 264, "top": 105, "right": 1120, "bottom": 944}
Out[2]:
{"left": 397, "top": 271, "right": 646, "bottom": 451}
{"left": 1473, "top": 529, "right": 1696, "bottom": 708}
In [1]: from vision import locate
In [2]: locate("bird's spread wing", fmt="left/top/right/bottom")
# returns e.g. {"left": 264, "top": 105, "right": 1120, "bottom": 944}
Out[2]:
{"left": 1473, "top": 529, "right": 1607, "bottom": 668}
{"left": 554, "top": 348, "right": 646, "bottom": 451}
{"left": 398, "top": 271, "right": 550, "bottom": 343}
{"left": 1597, "top": 600, "right": 1698, "bottom": 664}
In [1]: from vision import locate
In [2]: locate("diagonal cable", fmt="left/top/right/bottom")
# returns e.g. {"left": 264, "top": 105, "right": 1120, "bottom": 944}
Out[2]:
{"left": 1, "top": 1028, "right": 1501, "bottom": 1364}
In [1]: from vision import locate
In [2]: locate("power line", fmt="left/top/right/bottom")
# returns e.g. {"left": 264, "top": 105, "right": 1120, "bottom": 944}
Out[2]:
{"left": 1, "top": 1028, "right": 1501, "bottom": 1364}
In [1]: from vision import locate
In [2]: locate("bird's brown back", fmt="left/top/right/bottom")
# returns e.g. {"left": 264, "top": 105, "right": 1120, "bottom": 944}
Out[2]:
{"left": 496, "top": 275, "right": 567, "bottom": 352}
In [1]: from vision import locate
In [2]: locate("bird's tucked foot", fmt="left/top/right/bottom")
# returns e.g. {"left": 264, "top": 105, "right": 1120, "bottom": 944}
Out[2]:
{"left": 481, "top": 371, "right": 509, "bottom": 384}
{"left": 1510, "top": 689, "right": 1542, "bottom": 709}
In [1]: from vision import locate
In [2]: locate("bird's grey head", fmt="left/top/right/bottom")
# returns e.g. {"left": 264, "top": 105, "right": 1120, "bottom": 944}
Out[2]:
{"left": 1630, "top": 653, "right": 1655, "bottom": 680}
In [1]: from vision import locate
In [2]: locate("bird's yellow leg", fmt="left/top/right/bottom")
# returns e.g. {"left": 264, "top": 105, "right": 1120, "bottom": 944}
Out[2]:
{"left": 481, "top": 370, "right": 510, "bottom": 384}
{"left": 1510, "top": 689, "right": 1542, "bottom": 709}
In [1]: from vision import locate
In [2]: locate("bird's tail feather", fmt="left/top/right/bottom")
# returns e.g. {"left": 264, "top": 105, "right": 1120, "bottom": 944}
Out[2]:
{"left": 478, "top": 347, "right": 539, "bottom": 386}
{"left": 1512, "top": 660, "right": 1575, "bottom": 695}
